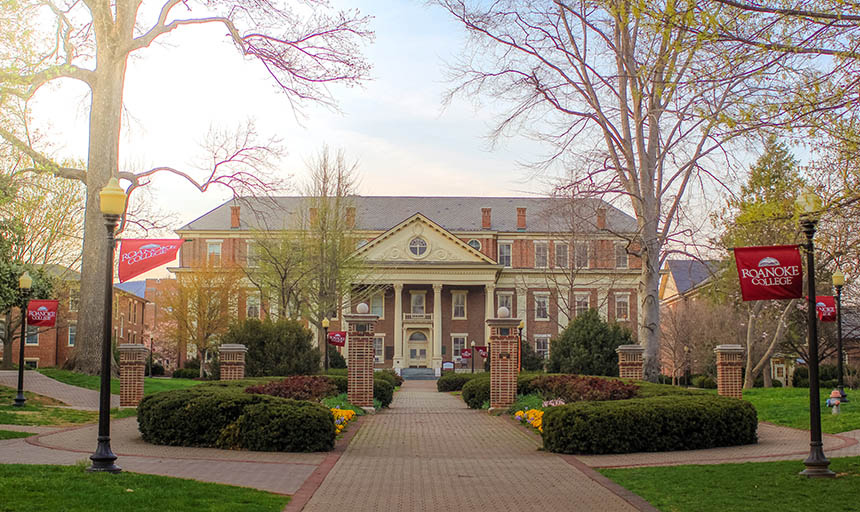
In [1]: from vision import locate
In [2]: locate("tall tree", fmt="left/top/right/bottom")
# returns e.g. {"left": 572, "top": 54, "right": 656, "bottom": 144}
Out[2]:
{"left": 0, "top": 0, "right": 372, "bottom": 374}
{"left": 437, "top": 0, "right": 794, "bottom": 379}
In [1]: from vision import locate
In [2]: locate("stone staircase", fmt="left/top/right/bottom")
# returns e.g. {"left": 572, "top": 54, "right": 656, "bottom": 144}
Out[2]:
{"left": 400, "top": 368, "right": 437, "bottom": 380}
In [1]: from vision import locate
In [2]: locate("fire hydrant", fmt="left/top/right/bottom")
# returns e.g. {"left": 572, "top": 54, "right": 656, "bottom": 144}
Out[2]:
{"left": 826, "top": 389, "right": 842, "bottom": 415}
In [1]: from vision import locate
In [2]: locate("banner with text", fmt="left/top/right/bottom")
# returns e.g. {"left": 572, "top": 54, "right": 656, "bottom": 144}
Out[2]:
{"left": 816, "top": 296, "right": 837, "bottom": 322}
{"left": 327, "top": 331, "right": 346, "bottom": 346}
{"left": 475, "top": 346, "right": 489, "bottom": 358}
{"left": 118, "top": 239, "right": 185, "bottom": 283}
{"left": 460, "top": 348, "right": 472, "bottom": 359}
{"left": 27, "top": 300, "right": 59, "bottom": 327}
{"left": 733, "top": 245, "right": 803, "bottom": 301}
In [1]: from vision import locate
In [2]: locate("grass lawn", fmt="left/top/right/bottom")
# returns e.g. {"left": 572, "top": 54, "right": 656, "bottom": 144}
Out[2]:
{"left": 39, "top": 368, "right": 203, "bottom": 396}
{"left": 0, "top": 429, "right": 35, "bottom": 439}
{"left": 601, "top": 456, "right": 860, "bottom": 512}
{"left": 0, "top": 385, "right": 136, "bottom": 426}
{"left": 0, "top": 464, "right": 288, "bottom": 512}
{"left": 725, "top": 387, "right": 860, "bottom": 434}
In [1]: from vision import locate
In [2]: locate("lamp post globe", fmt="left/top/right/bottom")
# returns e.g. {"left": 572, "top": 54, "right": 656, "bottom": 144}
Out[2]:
{"left": 88, "top": 177, "right": 126, "bottom": 474}
{"left": 796, "top": 189, "right": 834, "bottom": 477}
{"left": 833, "top": 269, "right": 847, "bottom": 401}
{"left": 470, "top": 340, "right": 476, "bottom": 374}
{"left": 322, "top": 317, "right": 330, "bottom": 372}
{"left": 14, "top": 271, "right": 33, "bottom": 407}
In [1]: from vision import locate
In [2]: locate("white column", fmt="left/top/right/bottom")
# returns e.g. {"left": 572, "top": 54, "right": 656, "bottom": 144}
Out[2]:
{"left": 393, "top": 283, "right": 404, "bottom": 373}
{"left": 484, "top": 283, "right": 496, "bottom": 344}
{"left": 516, "top": 286, "right": 528, "bottom": 339}
{"left": 432, "top": 283, "right": 443, "bottom": 376}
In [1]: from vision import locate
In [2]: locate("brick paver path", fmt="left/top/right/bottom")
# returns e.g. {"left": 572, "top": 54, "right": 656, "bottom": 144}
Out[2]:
{"left": 302, "top": 380, "right": 643, "bottom": 512}
{"left": 0, "top": 370, "right": 119, "bottom": 410}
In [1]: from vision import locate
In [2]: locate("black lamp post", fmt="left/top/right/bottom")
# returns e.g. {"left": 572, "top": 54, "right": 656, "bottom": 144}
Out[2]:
{"left": 833, "top": 269, "right": 847, "bottom": 401}
{"left": 13, "top": 271, "right": 32, "bottom": 407}
{"left": 797, "top": 189, "right": 834, "bottom": 478}
{"left": 470, "top": 340, "right": 475, "bottom": 374}
{"left": 322, "top": 317, "right": 330, "bottom": 372}
{"left": 88, "top": 177, "right": 126, "bottom": 474}
{"left": 517, "top": 320, "right": 524, "bottom": 373}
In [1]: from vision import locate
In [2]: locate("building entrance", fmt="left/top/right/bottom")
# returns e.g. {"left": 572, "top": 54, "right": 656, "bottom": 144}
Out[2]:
{"left": 407, "top": 330, "right": 430, "bottom": 367}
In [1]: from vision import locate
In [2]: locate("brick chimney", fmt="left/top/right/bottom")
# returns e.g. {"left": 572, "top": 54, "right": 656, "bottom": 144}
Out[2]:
{"left": 516, "top": 207, "right": 526, "bottom": 231}
{"left": 346, "top": 207, "right": 356, "bottom": 229}
{"left": 230, "top": 206, "right": 240, "bottom": 229}
{"left": 481, "top": 208, "right": 492, "bottom": 229}
{"left": 596, "top": 207, "right": 607, "bottom": 230}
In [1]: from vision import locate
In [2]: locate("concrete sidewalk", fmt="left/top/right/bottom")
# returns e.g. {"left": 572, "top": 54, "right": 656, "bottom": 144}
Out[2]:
{"left": 0, "top": 370, "right": 119, "bottom": 410}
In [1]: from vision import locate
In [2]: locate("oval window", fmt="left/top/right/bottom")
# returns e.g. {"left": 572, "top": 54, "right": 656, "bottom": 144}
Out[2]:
{"left": 409, "top": 237, "right": 427, "bottom": 256}
{"left": 467, "top": 239, "right": 482, "bottom": 251}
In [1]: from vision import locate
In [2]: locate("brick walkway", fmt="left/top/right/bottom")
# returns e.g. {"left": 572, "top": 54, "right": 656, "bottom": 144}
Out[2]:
{"left": 301, "top": 380, "right": 647, "bottom": 512}
{"left": 0, "top": 370, "right": 119, "bottom": 410}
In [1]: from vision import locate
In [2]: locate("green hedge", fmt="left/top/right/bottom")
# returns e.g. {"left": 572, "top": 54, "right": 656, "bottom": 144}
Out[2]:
{"left": 462, "top": 375, "right": 491, "bottom": 409}
{"left": 218, "top": 401, "right": 335, "bottom": 452}
{"left": 541, "top": 395, "right": 757, "bottom": 454}
{"left": 374, "top": 379, "right": 394, "bottom": 408}
{"left": 137, "top": 388, "right": 335, "bottom": 451}
{"left": 374, "top": 371, "right": 397, "bottom": 388}
{"left": 172, "top": 368, "right": 199, "bottom": 379}
{"left": 437, "top": 373, "right": 479, "bottom": 392}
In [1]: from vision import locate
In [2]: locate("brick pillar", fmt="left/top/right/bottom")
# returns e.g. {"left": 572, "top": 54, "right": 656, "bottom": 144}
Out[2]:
{"left": 219, "top": 344, "right": 247, "bottom": 381}
{"left": 346, "top": 303, "right": 379, "bottom": 413}
{"left": 616, "top": 345, "right": 645, "bottom": 380}
{"left": 715, "top": 344, "right": 744, "bottom": 399}
{"left": 487, "top": 307, "right": 520, "bottom": 412}
{"left": 119, "top": 344, "right": 148, "bottom": 407}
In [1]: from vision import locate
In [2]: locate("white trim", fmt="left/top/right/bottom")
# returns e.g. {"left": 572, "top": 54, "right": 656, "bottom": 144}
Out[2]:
{"left": 614, "top": 292, "right": 630, "bottom": 321}
{"left": 534, "top": 334, "right": 551, "bottom": 360}
{"left": 615, "top": 243, "right": 629, "bottom": 269}
{"left": 467, "top": 239, "right": 482, "bottom": 251}
{"left": 496, "top": 291, "right": 513, "bottom": 313}
{"left": 25, "top": 325, "right": 39, "bottom": 346}
{"left": 409, "top": 291, "right": 426, "bottom": 315}
{"left": 23, "top": 358, "right": 39, "bottom": 369}
{"left": 373, "top": 335, "right": 384, "bottom": 364}
{"left": 371, "top": 292, "right": 385, "bottom": 319}
{"left": 574, "top": 292, "right": 591, "bottom": 316}
{"left": 534, "top": 241, "right": 549, "bottom": 268}
{"left": 534, "top": 293, "right": 550, "bottom": 321}
{"left": 68, "top": 323, "right": 76, "bottom": 347}
{"left": 451, "top": 333, "right": 468, "bottom": 360}
{"left": 246, "top": 240, "right": 259, "bottom": 268}
{"left": 451, "top": 290, "right": 468, "bottom": 319}
{"left": 498, "top": 240, "right": 513, "bottom": 268}
{"left": 574, "top": 242, "right": 589, "bottom": 269}
{"left": 554, "top": 242, "right": 569, "bottom": 269}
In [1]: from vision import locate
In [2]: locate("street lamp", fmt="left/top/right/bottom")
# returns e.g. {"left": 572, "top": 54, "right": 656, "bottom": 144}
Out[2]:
{"left": 470, "top": 340, "right": 476, "bottom": 374}
{"left": 833, "top": 269, "right": 847, "bottom": 401}
{"left": 796, "top": 189, "right": 834, "bottom": 478}
{"left": 322, "top": 317, "right": 330, "bottom": 372}
{"left": 89, "top": 177, "right": 126, "bottom": 474}
{"left": 517, "top": 319, "right": 524, "bottom": 373}
{"left": 13, "top": 271, "right": 32, "bottom": 407}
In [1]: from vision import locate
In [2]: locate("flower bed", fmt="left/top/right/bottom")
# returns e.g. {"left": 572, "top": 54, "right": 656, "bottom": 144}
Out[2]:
{"left": 514, "top": 408, "right": 545, "bottom": 432}
{"left": 331, "top": 407, "right": 356, "bottom": 435}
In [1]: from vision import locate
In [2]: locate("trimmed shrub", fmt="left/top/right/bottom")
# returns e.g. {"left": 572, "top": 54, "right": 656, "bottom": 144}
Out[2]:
{"left": 541, "top": 395, "right": 758, "bottom": 454}
{"left": 437, "top": 373, "right": 478, "bottom": 392}
{"left": 378, "top": 368, "right": 404, "bottom": 387}
{"left": 146, "top": 362, "right": 165, "bottom": 377}
{"left": 327, "top": 346, "right": 347, "bottom": 369}
{"left": 245, "top": 376, "right": 337, "bottom": 401}
{"left": 325, "top": 368, "right": 349, "bottom": 377}
{"left": 330, "top": 375, "right": 348, "bottom": 394}
{"left": 374, "top": 379, "right": 394, "bottom": 408}
{"left": 517, "top": 373, "right": 544, "bottom": 395}
{"left": 223, "top": 318, "right": 320, "bottom": 377}
{"left": 218, "top": 401, "right": 335, "bottom": 452}
{"left": 172, "top": 368, "right": 198, "bottom": 379}
{"left": 692, "top": 375, "right": 717, "bottom": 389}
{"left": 374, "top": 370, "right": 397, "bottom": 388}
{"left": 771, "top": 379, "right": 783, "bottom": 388}
{"left": 548, "top": 309, "right": 632, "bottom": 376}
{"left": 529, "top": 375, "right": 638, "bottom": 402}
{"left": 462, "top": 375, "right": 491, "bottom": 409}
{"left": 634, "top": 381, "right": 708, "bottom": 398}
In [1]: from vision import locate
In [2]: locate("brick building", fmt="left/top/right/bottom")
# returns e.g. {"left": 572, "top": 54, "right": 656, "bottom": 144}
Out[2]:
{"left": 174, "top": 196, "right": 641, "bottom": 375}
{"left": 1, "top": 267, "right": 148, "bottom": 369}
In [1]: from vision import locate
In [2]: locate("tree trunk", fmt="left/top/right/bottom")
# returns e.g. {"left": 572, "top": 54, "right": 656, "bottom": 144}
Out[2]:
{"left": 638, "top": 223, "right": 662, "bottom": 381}
{"left": 199, "top": 348, "right": 207, "bottom": 379}
{"left": 763, "top": 358, "right": 773, "bottom": 387}
{"left": 68, "top": 30, "right": 131, "bottom": 375}
{"left": 1, "top": 310, "right": 14, "bottom": 370}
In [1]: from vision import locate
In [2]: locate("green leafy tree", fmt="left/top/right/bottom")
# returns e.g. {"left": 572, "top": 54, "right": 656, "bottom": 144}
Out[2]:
{"left": 0, "top": 264, "right": 54, "bottom": 369}
{"left": 327, "top": 345, "right": 347, "bottom": 370}
{"left": 222, "top": 318, "right": 320, "bottom": 377}
{"left": 520, "top": 338, "right": 545, "bottom": 372}
{"left": 548, "top": 309, "right": 632, "bottom": 377}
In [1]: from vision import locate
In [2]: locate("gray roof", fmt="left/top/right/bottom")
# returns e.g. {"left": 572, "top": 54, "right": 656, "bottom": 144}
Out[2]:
{"left": 115, "top": 281, "right": 147, "bottom": 300}
{"left": 667, "top": 259, "right": 719, "bottom": 294}
{"left": 178, "top": 196, "right": 638, "bottom": 234}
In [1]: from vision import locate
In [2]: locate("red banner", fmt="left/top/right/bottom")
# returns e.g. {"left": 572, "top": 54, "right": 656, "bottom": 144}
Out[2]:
{"left": 475, "top": 346, "right": 488, "bottom": 358}
{"left": 460, "top": 348, "right": 472, "bottom": 359}
{"left": 27, "top": 300, "right": 58, "bottom": 327}
{"left": 327, "top": 331, "right": 346, "bottom": 346}
{"left": 734, "top": 245, "right": 803, "bottom": 301}
{"left": 816, "top": 296, "right": 837, "bottom": 322}
{"left": 118, "top": 239, "right": 184, "bottom": 283}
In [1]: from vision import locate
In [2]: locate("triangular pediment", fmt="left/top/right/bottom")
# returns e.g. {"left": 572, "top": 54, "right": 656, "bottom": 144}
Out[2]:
{"left": 357, "top": 213, "right": 497, "bottom": 265}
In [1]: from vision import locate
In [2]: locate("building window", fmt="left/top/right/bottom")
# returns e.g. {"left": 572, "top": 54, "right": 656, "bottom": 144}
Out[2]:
{"left": 497, "top": 292, "right": 513, "bottom": 313}
{"left": 207, "top": 240, "right": 222, "bottom": 266}
{"left": 410, "top": 292, "right": 426, "bottom": 315}
{"left": 452, "top": 335, "right": 466, "bottom": 360}
{"left": 535, "top": 242, "right": 548, "bottom": 268}
{"left": 615, "top": 293, "right": 630, "bottom": 321}
{"left": 24, "top": 359, "right": 38, "bottom": 369}
{"left": 129, "top": 300, "right": 133, "bottom": 321}
{"left": 535, "top": 335, "right": 550, "bottom": 360}
{"left": 409, "top": 237, "right": 427, "bottom": 257}
{"left": 68, "top": 324, "right": 77, "bottom": 347}
{"left": 555, "top": 243, "right": 569, "bottom": 268}
{"left": 371, "top": 293, "right": 385, "bottom": 318}
{"left": 498, "top": 242, "right": 512, "bottom": 267}
{"left": 535, "top": 294, "right": 550, "bottom": 321}
{"left": 467, "top": 239, "right": 482, "bottom": 251}
{"left": 69, "top": 291, "right": 80, "bottom": 312}
{"left": 247, "top": 293, "right": 261, "bottom": 319}
{"left": 615, "top": 244, "right": 628, "bottom": 269}
{"left": 247, "top": 241, "right": 259, "bottom": 267}
{"left": 409, "top": 331, "right": 428, "bottom": 342}
{"left": 374, "top": 336, "right": 384, "bottom": 363}
{"left": 120, "top": 317, "right": 124, "bottom": 339}
{"left": 575, "top": 294, "right": 590, "bottom": 316}
{"left": 452, "top": 291, "right": 467, "bottom": 319}
{"left": 574, "top": 243, "right": 589, "bottom": 268}
{"left": 25, "top": 325, "right": 39, "bottom": 345}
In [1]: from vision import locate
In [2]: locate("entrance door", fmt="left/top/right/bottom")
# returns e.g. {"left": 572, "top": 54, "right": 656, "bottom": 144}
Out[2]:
{"left": 407, "top": 330, "right": 429, "bottom": 367}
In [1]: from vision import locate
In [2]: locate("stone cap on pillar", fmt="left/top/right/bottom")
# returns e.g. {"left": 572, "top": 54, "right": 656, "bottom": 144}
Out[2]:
{"left": 118, "top": 344, "right": 149, "bottom": 354}
{"left": 714, "top": 344, "right": 744, "bottom": 354}
{"left": 219, "top": 344, "right": 248, "bottom": 354}
{"left": 486, "top": 306, "right": 522, "bottom": 329}
{"left": 616, "top": 344, "right": 645, "bottom": 355}
{"left": 343, "top": 303, "right": 379, "bottom": 332}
